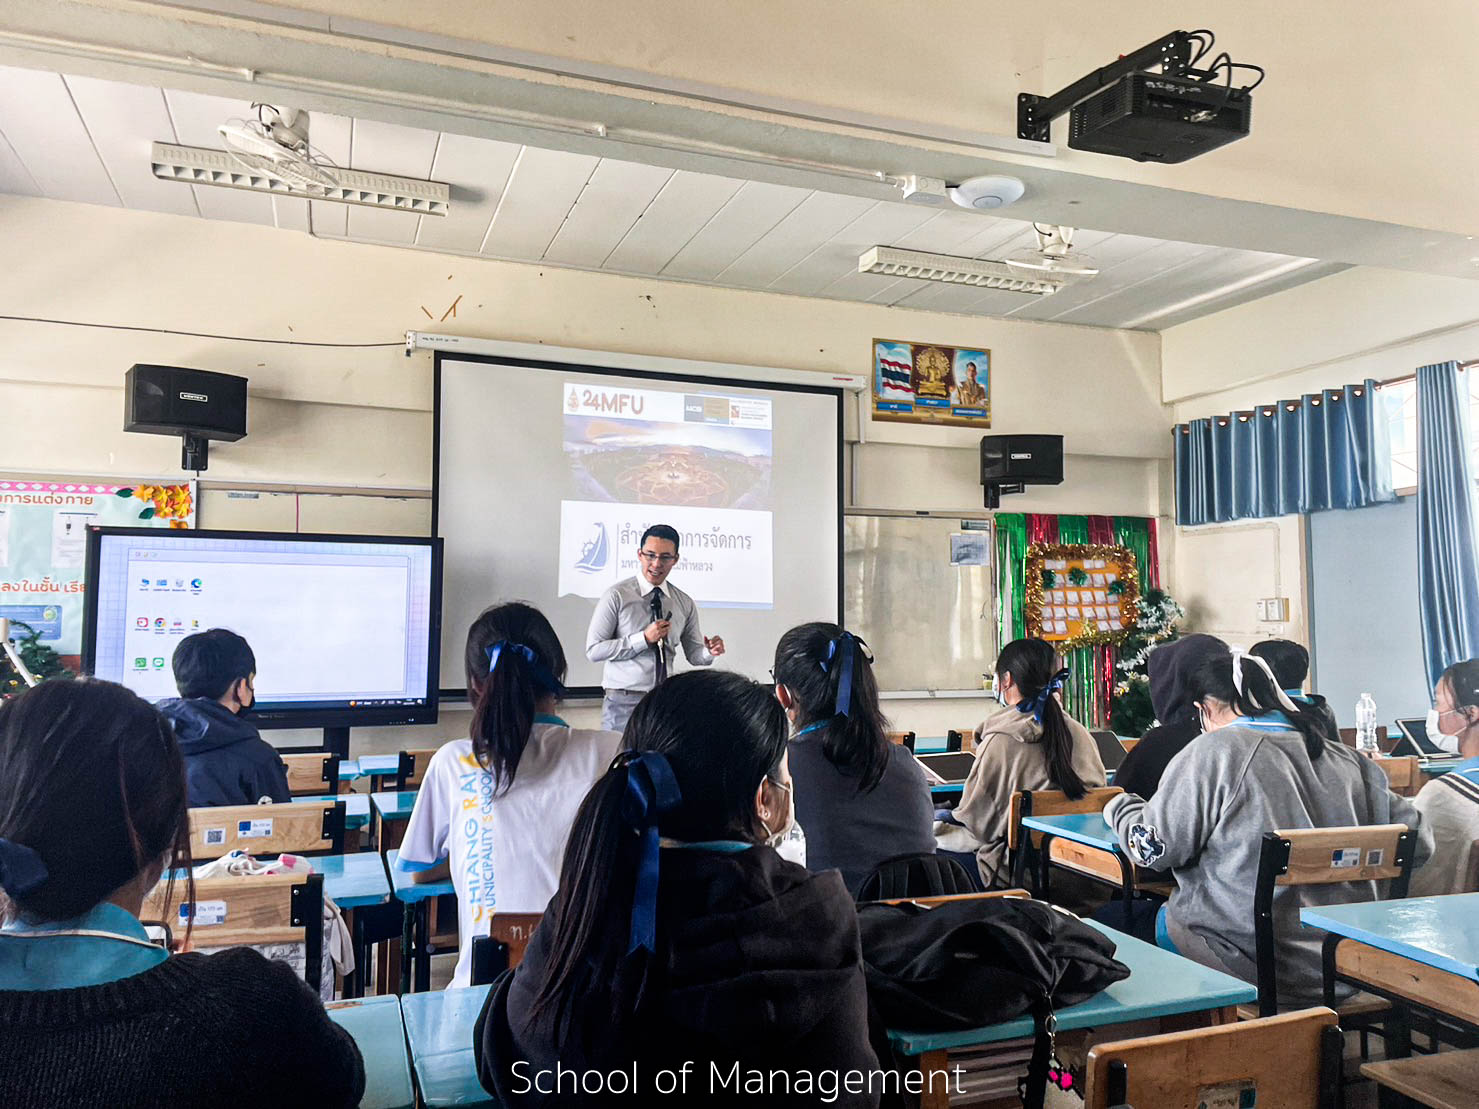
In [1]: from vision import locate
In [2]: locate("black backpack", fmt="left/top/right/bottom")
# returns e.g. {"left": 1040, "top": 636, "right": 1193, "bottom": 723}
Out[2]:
{"left": 858, "top": 896, "right": 1129, "bottom": 1029}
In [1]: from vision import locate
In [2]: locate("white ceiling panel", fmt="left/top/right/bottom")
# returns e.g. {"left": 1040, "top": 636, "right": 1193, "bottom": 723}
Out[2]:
{"left": 602, "top": 171, "right": 744, "bottom": 273}
{"left": 0, "top": 64, "right": 1345, "bottom": 331}
{"left": 660, "top": 180, "right": 811, "bottom": 281}
{"left": 482, "top": 145, "right": 599, "bottom": 259}
{"left": 716, "top": 192, "right": 876, "bottom": 287}
{"left": 415, "top": 131, "right": 520, "bottom": 253}
{"left": 543, "top": 159, "right": 674, "bottom": 268}
{"left": 161, "top": 89, "right": 275, "bottom": 225}
{"left": 346, "top": 118, "right": 439, "bottom": 243}
{"left": 62, "top": 76, "right": 196, "bottom": 216}
{"left": 307, "top": 111, "right": 352, "bottom": 237}
{"left": 0, "top": 68, "right": 117, "bottom": 205}
{"left": 765, "top": 202, "right": 939, "bottom": 295}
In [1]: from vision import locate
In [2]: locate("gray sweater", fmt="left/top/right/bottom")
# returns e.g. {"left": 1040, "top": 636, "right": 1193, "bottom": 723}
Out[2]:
{"left": 1106, "top": 721, "right": 1433, "bottom": 1007}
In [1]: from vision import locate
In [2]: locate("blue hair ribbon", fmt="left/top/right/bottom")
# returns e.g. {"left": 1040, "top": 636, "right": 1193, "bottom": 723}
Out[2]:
{"left": 486, "top": 641, "right": 565, "bottom": 696}
{"left": 620, "top": 752, "right": 682, "bottom": 955}
{"left": 819, "top": 631, "right": 872, "bottom": 719}
{"left": 0, "top": 837, "right": 47, "bottom": 898}
{"left": 1018, "top": 667, "right": 1071, "bottom": 724}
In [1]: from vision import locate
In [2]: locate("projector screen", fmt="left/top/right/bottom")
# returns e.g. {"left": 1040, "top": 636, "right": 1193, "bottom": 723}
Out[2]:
{"left": 435, "top": 351, "right": 843, "bottom": 693}
{"left": 84, "top": 528, "right": 440, "bottom": 728}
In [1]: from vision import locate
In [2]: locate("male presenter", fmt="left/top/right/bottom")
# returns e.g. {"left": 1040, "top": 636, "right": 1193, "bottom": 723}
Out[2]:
{"left": 586, "top": 524, "right": 725, "bottom": 732}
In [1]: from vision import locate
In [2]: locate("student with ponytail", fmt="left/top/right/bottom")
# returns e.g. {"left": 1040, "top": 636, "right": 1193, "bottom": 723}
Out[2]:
{"left": 398, "top": 602, "right": 620, "bottom": 988}
{"left": 772, "top": 623, "right": 933, "bottom": 893}
{"left": 474, "top": 670, "right": 879, "bottom": 1107}
{"left": 936, "top": 638, "right": 1107, "bottom": 888}
{"left": 0, "top": 680, "right": 362, "bottom": 1108}
{"left": 1105, "top": 642, "right": 1433, "bottom": 1006}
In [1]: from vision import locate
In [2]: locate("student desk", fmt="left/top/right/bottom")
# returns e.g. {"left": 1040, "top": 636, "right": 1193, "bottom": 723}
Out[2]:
{"left": 1302, "top": 894, "right": 1479, "bottom": 1042}
{"left": 888, "top": 922, "right": 1256, "bottom": 1109}
{"left": 387, "top": 848, "right": 455, "bottom": 993}
{"left": 361, "top": 754, "right": 404, "bottom": 789}
{"left": 292, "top": 792, "right": 371, "bottom": 831}
{"left": 400, "top": 985, "right": 494, "bottom": 1107}
{"left": 326, "top": 995, "right": 415, "bottom": 1109}
{"left": 372, "top": 789, "right": 418, "bottom": 851}
{"left": 1018, "top": 812, "right": 1166, "bottom": 901}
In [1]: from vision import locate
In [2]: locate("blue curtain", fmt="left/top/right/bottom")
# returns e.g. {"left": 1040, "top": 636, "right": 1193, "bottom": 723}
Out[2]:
{"left": 1175, "top": 380, "right": 1394, "bottom": 525}
{"left": 1416, "top": 360, "right": 1479, "bottom": 687}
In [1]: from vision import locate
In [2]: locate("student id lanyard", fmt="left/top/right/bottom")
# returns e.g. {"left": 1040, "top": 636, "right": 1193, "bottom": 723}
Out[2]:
{"left": 0, "top": 927, "right": 163, "bottom": 951}
{"left": 792, "top": 722, "right": 827, "bottom": 740}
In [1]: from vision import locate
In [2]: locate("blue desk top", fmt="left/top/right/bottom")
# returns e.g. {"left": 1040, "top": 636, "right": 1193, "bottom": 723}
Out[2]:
{"left": 888, "top": 920, "right": 1255, "bottom": 1054}
{"left": 401, "top": 985, "right": 493, "bottom": 1107}
{"left": 372, "top": 790, "right": 419, "bottom": 822}
{"left": 914, "top": 736, "right": 948, "bottom": 754}
{"left": 338, "top": 759, "right": 362, "bottom": 780}
{"left": 316, "top": 851, "right": 392, "bottom": 909}
{"left": 387, "top": 849, "right": 455, "bottom": 903}
{"left": 1300, "top": 894, "right": 1479, "bottom": 982}
{"left": 328, "top": 996, "right": 415, "bottom": 1109}
{"left": 292, "top": 792, "right": 370, "bottom": 829}
{"left": 1020, "top": 812, "right": 1120, "bottom": 852}
{"left": 360, "top": 754, "right": 402, "bottom": 776}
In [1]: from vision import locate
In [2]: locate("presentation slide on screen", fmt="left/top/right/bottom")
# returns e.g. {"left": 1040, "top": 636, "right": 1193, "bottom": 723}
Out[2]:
{"left": 91, "top": 534, "right": 435, "bottom": 707}
{"left": 437, "top": 356, "right": 841, "bottom": 689}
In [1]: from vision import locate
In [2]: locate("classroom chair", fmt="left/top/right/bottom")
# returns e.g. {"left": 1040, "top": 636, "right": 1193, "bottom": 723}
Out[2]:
{"left": 1359, "top": 1046, "right": 1479, "bottom": 1108}
{"left": 394, "top": 747, "right": 439, "bottom": 790}
{"left": 1248, "top": 824, "right": 1418, "bottom": 1020}
{"left": 1084, "top": 1006, "right": 1342, "bottom": 1109}
{"left": 1376, "top": 755, "right": 1424, "bottom": 798}
{"left": 869, "top": 889, "right": 1031, "bottom": 907}
{"left": 278, "top": 751, "right": 344, "bottom": 796}
{"left": 1117, "top": 737, "right": 1140, "bottom": 753}
{"left": 1008, "top": 787, "right": 1123, "bottom": 894}
{"left": 1339, "top": 725, "right": 1391, "bottom": 750}
{"left": 855, "top": 852, "right": 979, "bottom": 902}
{"left": 144, "top": 871, "right": 326, "bottom": 994}
{"left": 885, "top": 730, "right": 917, "bottom": 752}
{"left": 188, "top": 800, "right": 347, "bottom": 860}
{"left": 946, "top": 727, "right": 977, "bottom": 753}
{"left": 469, "top": 912, "right": 544, "bottom": 985}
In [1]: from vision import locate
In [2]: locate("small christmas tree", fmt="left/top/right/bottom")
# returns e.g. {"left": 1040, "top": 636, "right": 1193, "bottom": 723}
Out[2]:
{"left": 1, "top": 621, "right": 73, "bottom": 697}
{"left": 1110, "top": 588, "right": 1185, "bottom": 736}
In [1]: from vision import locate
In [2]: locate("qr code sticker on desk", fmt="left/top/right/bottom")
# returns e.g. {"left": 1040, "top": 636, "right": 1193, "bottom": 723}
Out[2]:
{"left": 1196, "top": 1079, "right": 1256, "bottom": 1109}
{"left": 203, "top": 827, "right": 225, "bottom": 847}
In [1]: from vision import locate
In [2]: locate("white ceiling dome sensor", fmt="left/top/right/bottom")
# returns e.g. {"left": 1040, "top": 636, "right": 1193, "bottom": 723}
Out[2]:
{"left": 947, "top": 175, "right": 1026, "bottom": 211}
{"left": 1004, "top": 224, "right": 1100, "bottom": 282}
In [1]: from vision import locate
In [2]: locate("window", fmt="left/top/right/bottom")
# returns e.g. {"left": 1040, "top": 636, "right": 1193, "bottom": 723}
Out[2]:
{"left": 1377, "top": 369, "right": 1479, "bottom": 494}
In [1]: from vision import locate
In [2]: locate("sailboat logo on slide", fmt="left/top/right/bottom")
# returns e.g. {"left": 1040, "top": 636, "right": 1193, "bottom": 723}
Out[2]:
{"left": 574, "top": 523, "right": 610, "bottom": 574}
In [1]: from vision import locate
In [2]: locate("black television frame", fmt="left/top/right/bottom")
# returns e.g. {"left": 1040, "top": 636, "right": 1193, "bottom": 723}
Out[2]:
{"left": 82, "top": 526, "right": 443, "bottom": 748}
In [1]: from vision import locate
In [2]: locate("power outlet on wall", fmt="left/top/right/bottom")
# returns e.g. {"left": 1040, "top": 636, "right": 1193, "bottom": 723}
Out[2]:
{"left": 1256, "top": 597, "right": 1290, "bottom": 623}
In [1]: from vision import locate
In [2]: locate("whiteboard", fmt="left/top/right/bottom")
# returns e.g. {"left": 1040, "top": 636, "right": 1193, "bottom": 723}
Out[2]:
{"left": 845, "top": 513, "right": 995, "bottom": 692}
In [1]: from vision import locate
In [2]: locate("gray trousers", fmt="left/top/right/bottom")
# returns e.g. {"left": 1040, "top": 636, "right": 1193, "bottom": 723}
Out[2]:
{"left": 601, "top": 688, "right": 648, "bottom": 734}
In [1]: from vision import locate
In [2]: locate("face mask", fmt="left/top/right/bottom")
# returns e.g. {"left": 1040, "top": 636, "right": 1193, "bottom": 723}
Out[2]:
{"left": 762, "top": 778, "right": 796, "bottom": 849}
{"left": 1430, "top": 706, "right": 1463, "bottom": 753}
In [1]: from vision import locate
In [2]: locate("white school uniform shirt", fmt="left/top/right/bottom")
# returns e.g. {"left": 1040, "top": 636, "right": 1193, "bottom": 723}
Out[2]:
{"left": 396, "top": 716, "right": 622, "bottom": 988}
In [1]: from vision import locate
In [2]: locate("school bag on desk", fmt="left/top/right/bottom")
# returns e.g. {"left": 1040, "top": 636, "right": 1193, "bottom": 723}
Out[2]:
{"left": 857, "top": 898, "right": 1129, "bottom": 1109}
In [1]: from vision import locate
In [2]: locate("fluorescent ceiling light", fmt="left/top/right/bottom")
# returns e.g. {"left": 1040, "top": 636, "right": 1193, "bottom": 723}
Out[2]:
{"left": 150, "top": 142, "right": 451, "bottom": 215}
{"left": 857, "top": 246, "right": 1061, "bottom": 295}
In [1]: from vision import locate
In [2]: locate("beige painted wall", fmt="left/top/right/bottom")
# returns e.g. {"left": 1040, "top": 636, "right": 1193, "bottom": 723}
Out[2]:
{"left": 246, "top": 0, "right": 1479, "bottom": 236}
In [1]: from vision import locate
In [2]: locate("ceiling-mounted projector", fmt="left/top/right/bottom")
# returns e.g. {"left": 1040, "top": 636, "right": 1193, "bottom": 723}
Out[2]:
{"left": 1019, "top": 29, "right": 1261, "bottom": 163}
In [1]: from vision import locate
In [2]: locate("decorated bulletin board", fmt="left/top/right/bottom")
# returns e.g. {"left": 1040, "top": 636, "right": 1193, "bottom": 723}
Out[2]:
{"left": 873, "top": 338, "right": 991, "bottom": 428}
{"left": 0, "top": 479, "right": 195, "bottom": 657}
{"left": 1026, "top": 542, "right": 1140, "bottom": 650}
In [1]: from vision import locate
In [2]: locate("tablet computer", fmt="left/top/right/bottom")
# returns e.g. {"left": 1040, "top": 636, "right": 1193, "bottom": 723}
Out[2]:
{"left": 1091, "top": 729, "right": 1129, "bottom": 771}
{"left": 915, "top": 752, "right": 977, "bottom": 786}
{"left": 1393, "top": 717, "right": 1442, "bottom": 757}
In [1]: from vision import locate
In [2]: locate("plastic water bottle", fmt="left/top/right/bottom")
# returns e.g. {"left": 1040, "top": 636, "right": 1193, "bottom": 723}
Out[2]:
{"left": 1355, "top": 692, "right": 1379, "bottom": 755}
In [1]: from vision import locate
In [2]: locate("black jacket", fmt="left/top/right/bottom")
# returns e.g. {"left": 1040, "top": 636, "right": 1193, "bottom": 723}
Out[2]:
{"left": 476, "top": 846, "right": 880, "bottom": 1106}
{"left": 1114, "top": 635, "right": 1224, "bottom": 800}
{"left": 158, "top": 698, "right": 290, "bottom": 808}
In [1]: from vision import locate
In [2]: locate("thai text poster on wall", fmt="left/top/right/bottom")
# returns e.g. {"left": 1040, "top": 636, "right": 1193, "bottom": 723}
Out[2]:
{"left": 557, "top": 382, "right": 774, "bottom": 608}
{"left": 873, "top": 338, "right": 991, "bottom": 428}
{"left": 0, "top": 480, "right": 195, "bottom": 656}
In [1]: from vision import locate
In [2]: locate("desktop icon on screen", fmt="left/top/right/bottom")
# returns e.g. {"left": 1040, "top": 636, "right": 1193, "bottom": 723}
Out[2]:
{"left": 136, "top": 617, "right": 148, "bottom": 629}
{"left": 133, "top": 657, "right": 147, "bottom": 670}
{"left": 151, "top": 658, "right": 165, "bottom": 669}
{"left": 190, "top": 579, "right": 203, "bottom": 590}
{"left": 154, "top": 618, "right": 166, "bottom": 629}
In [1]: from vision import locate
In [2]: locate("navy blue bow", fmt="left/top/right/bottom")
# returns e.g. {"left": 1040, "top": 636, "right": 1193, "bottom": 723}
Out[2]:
{"left": 1018, "top": 667, "right": 1071, "bottom": 724}
{"left": 486, "top": 642, "right": 565, "bottom": 696}
{"left": 620, "top": 752, "right": 683, "bottom": 955}
{"left": 819, "top": 632, "right": 871, "bottom": 719}
{"left": 0, "top": 836, "right": 47, "bottom": 898}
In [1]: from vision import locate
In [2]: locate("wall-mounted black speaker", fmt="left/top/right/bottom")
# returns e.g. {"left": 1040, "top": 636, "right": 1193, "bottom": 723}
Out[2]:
{"left": 124, "top": 365, "right": 247, "bottom": 471}
{"left": 980, "top": 434, "right": 1064, "bottom": 508}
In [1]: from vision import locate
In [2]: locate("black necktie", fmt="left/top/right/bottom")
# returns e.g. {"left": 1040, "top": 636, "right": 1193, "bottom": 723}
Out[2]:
{"left": 649, "top": 588, "right": 668, "bottom": 685}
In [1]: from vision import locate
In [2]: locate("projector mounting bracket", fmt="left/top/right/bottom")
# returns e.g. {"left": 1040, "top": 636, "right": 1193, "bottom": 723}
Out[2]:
{"left": 1018, "top": 30, "right": 1194, "bottom": 143}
